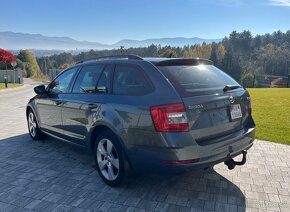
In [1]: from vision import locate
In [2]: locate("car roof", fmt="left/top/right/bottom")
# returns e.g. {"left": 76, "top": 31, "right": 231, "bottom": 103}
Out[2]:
{"left": 74, "top": 54, "right": 213, "bottom": 66}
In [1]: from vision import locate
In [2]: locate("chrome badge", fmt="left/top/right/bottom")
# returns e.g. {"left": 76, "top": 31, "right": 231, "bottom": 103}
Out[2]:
{"left": 229, "top": 96, "right": 235, "bottom": 104}
{"left": 188, "top": 104, "right": 204, "bottom": 110}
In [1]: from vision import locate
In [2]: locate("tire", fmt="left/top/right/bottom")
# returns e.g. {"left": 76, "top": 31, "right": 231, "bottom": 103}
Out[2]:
{"left": 27, "top": 109, "right": 43, "bottom": 140}
{"left": 94, "top": 131, "right": 125, "bottom": 187}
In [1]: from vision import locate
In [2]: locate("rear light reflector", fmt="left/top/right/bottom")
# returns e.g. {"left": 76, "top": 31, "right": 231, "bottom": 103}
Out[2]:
{"left": 150, "top": 103, "right": 189, "bottom": 132}
{"left": 160, "top": 158, "right": 200, "bottom": 165}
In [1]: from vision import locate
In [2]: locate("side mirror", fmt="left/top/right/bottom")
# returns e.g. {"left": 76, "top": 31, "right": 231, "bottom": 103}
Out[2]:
{"left": 34, "top": 85, "right": 46, "bottom": 94}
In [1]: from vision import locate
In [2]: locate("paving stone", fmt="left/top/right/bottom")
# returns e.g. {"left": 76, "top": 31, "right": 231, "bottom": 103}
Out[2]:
{"left": 136, "top": 199, "right": 158, "bottom": 210}
{"left": 124, "top": 197, "right": 141, "bottom": 207}
{"left": 167, "top": 204, "right": 191, "bottom": 212}
{"left": 1, "top": 81, "right": 290, "bottom": 212}
{"left": 51, "top": 204, "right": 72, "bottom": 212}
{"left": 0, "top": 201, "right": 17, "bottom": 211}
{"left": 42, "top": 193, "right": 64, "bottom": 203}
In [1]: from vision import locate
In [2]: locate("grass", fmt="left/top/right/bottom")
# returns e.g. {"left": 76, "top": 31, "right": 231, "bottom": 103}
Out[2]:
{"left": 0, "top": 83, "right": 23, "bottom": 90}
{"left": 247, "top": 88, "right": 290, "bottom": 145}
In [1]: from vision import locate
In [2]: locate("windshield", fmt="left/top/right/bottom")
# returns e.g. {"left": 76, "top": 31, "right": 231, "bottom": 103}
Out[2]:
{"left": 157, "top": 65, "right": 240, "bottom": 97}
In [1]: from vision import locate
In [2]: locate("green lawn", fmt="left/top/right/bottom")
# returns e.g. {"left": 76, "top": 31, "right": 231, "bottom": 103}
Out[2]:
{"left": 247, "top": 88, "right": 290, "bottom": 145}
{"left": 0, "top": 83, "right": 23, "bottom": 90}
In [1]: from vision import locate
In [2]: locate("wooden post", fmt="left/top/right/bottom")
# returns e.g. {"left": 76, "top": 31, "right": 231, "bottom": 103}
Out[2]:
{"left": 252, "top": 74, "right": 256, "bottom": 88}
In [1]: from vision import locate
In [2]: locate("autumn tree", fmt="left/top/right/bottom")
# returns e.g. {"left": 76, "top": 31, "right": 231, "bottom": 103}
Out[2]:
{"left": 0, "top": 48, "right": 16, "bottom": 69}
{"left": 193, "top": 45, "right": 202, "bottom": 57}
{"left": 183, "top": 48, "right": 194, "bottom": 58}
{"left": 159, "top": 49, "right": 177, "bottom": 58}
{"left": 17, "top": 50, "right": 41, "bottom": 77}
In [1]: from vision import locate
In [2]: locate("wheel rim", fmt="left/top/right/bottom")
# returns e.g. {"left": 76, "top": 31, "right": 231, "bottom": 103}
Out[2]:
{"left": 97, "top": 139, "right": 120, "bottom": 181}
{"left": 28, "top": 112, "right": 37, "bottom": 138}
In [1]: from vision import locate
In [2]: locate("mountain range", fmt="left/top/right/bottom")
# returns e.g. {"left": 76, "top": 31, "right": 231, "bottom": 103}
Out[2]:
{"left": 0, "top": 31, "right": 222, "bottom": 50}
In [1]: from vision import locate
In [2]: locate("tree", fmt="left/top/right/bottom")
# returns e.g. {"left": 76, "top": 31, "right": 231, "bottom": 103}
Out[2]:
{"left": 193, "top": 45, "right": 202, "bottom": 57}
{"left": 216, "top": 44, "right": 226, "bottom": 63}
{"left": 159, "top": 49, "right": 177, "bottom": 58}
{"left": 0, "top": 48, "right": 16, "bottom": 69}
{"left": 183, "top": 48, "right": 194, "bottom": 58}
{"left": 59, "top": 63, "right": 70, "bottom": 69}
{"left": 17, "top": 50, "right": 41, "bottom": 77}
{"left": 201, "top": 43, "right": 212, "bottom": 59}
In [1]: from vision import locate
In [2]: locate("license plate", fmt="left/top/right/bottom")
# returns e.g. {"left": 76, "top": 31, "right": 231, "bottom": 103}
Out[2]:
{"left": 230, "top": 104, "right": 242, "bottom": 120}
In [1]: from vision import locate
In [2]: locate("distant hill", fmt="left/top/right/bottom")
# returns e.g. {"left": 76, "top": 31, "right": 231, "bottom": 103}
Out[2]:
{"left": 115, "top": 37, "right": 221, "bottom": 48}
{"left": 0, "top": 31, "right": 222, "bottom": 50}
{"left": 0, "top": 31, "right": 110, "bottom": 50}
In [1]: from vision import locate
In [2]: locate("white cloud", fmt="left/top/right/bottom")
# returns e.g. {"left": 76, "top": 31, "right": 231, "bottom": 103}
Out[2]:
{"left": 270, "top": 0, "right": 290, "bottom": 7}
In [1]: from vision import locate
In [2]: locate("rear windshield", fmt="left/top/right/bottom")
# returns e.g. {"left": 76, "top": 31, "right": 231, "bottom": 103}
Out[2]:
{"left": 157, "top": 65, "right": 240, "bottom": 97}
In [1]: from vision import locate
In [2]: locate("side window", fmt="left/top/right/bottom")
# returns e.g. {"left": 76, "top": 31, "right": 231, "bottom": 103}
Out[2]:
{"left": 49, "top": 68, "right": 77, "bottom": 94}
{"left": 96, "top": 65, "right": 113, "bottom": 93}
{"left": 72, "top": 65, "right": 104, "bottom": 93}
{"left": 113, "top": 65, "right": 152, "bottom": 96}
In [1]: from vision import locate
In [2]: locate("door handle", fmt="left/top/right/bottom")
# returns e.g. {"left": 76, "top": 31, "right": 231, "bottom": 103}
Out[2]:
{"left": 88, "top": 103, "right": 99, "bottom": 109}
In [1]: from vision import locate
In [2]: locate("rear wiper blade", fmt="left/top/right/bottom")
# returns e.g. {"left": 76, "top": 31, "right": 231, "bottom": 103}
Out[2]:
{"left": 223, "top": 85, "right": 242, "bottom": 92}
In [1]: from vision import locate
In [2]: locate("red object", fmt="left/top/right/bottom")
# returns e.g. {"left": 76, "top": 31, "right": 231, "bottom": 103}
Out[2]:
{"left": 160, "top": 158, "right": 200, "bottom": 164}
{"left": 150, "top": 103, "right": 189, "bottom": 132}
{"left": 0, "top": 48, "right": 16, "bottom": 64}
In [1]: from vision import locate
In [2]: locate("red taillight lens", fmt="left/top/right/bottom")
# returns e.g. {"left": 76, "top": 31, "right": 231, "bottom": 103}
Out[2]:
{"left": 160, "top": 158, "right": 199, "bottom": 165}
{"left": 150, "top": 103, "right": 189, "bottom": 132}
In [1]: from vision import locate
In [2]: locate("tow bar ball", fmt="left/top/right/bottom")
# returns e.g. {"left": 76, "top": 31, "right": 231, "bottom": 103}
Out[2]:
{"left": 224, "top": 150, "right": 247, "bottom": 170}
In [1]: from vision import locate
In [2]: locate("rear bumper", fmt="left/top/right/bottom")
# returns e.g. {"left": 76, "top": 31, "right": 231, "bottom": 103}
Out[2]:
{"left": 127, "top": 127, "right": 255, "bottom": 173}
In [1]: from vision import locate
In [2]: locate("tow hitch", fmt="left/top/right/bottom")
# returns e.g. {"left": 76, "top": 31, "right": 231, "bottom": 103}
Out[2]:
{"left": 224, "top": 150, "right": 247, "bottom": 170}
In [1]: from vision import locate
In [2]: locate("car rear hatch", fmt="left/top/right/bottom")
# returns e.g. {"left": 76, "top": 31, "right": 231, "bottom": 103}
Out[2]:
{"left": 155, "top": 59, "right": 252, "bottom": 145}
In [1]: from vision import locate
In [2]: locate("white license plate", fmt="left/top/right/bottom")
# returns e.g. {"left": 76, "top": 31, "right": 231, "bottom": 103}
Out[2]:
{"left": 230, "top": 104, "right": 242, "bottom": 120}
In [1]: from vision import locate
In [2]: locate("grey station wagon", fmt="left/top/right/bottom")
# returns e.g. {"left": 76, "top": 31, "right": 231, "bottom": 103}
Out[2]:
{"left": 26, "top": 55, "right": 255, "bottom": 186}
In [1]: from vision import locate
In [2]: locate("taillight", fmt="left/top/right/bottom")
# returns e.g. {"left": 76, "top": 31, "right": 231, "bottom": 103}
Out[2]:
{"left": 160, "top": 158, "right": 199, "bottom": 165}
{"left": 150, "top": 103, "right": 189, "bottom": 132}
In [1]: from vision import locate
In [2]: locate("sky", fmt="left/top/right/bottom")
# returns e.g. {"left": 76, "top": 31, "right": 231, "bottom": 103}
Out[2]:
{"left": 0, "top": 0, "right": 290, "bottom": 44}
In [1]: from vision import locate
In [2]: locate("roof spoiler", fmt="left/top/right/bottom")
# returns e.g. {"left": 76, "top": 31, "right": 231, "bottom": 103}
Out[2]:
{"left": 155, "top": 58, "right": 213, "bottom": 66}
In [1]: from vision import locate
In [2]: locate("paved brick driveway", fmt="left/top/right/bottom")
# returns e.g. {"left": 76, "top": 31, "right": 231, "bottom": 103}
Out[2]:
{"left": 0, "top": 80, "right": 289, "bottom": 212}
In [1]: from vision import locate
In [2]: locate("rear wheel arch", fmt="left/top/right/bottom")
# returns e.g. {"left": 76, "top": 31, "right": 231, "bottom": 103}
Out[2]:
{"left": 90, "top": 125, "right": 133, "bottom": 173}
{"left": 90, "top": 125, "right": 124, "bottom": 152}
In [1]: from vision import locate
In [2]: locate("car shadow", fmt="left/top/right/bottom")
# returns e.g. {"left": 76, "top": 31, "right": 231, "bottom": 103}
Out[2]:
{"left": 0, "top": 134, "right": 246, "bottom": 211}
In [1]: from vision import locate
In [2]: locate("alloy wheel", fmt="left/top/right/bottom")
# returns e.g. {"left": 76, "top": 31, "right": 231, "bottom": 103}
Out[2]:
{"left": 97, "top": 138, "right": 120, "bottom": 181}
{"left": 28, "top": 112, "right": 37, "bottom": 138}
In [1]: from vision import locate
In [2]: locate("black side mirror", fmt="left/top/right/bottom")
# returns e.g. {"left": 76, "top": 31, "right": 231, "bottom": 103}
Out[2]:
{"left": 34, "top": 85, "right": 46, "bottom": 94}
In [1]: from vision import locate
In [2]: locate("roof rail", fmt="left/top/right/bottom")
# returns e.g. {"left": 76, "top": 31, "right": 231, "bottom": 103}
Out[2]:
{"left": 76, "top": 54, "right": 143, "bottom": 64}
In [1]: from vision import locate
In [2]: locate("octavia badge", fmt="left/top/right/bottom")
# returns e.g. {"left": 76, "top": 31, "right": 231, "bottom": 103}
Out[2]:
{"left": 229, "top": 96, "right": 235, "bottom": 104}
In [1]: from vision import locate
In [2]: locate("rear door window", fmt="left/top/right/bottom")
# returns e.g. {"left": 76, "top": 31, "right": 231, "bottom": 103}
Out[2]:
{"left": 72, "top": 64, "right": 104, "bottom": 93}
{"left": 113, "top": 65, "right": 152, "bottom": 96}
{"left": 96, "top": 65, "right": 113, "bottom": 93}
{"left": 157, "top": 65, "right": 240, "bottom": 96}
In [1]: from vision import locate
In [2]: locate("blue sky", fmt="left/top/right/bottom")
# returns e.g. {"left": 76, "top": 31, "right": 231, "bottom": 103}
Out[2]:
{"left": 0, "top": 0, "right": 290, "bottom": 44}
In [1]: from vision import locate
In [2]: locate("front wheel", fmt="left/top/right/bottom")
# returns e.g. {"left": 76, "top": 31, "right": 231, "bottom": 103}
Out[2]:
{"left": 94, "top": 131, "right": 125, "bottom": 187}
{"left": 27, "top": 110, "right": 43, "bottom": 140}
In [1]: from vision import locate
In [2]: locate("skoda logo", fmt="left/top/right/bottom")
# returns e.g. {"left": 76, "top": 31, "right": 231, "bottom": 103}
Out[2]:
{"left": 229, "top": 96, "right": 235, "bottom": 103}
